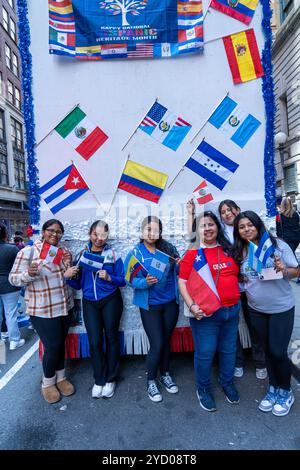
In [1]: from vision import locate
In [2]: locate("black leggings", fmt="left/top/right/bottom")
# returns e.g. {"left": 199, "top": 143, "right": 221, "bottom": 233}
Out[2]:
{"left": 248, "top": 306, "right": 294, "bottom": 390}
{"left": 140, "top": 300, "right": 179, "bottom": 381}
{"left": 83, "top": 289, "right": 123, "bottom": 386}
{"left": 31, "top": 314, "right": 71, "bottom": 378}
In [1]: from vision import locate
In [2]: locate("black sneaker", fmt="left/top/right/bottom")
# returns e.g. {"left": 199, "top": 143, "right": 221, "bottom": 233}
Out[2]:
{"left": 222, "top": 383, "right": 240, "bottom": 404}
{"left": 196, "top": 389, "right": 217, "bottom": 412}
{"left": 147, "top": 380, "right": 162, "bottom": 403}
{"left": 160, "top": 373, "right": 178, "bottom": 393}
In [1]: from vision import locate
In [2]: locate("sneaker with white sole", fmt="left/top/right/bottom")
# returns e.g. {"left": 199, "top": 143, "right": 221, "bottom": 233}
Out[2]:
{"left": 160, "top": 373, "right": 178, "bottom": 393}
{"left": 102, "top": 382, "right": 116, "bottom": 398}
{"left": 258, "top": 385, "right": 278, "bottom": 412}
{"left": 234, "top": 367, "right": 244, "bottom": 378}
{"left": 147, "top": 380, "right": 162, "bottom": 403}
{"left": 272, "top": 388, "right": 294, "bottom": 417}
{"left": 92, "top": 384, "right": 103, "bottom": 398}
{"left": 256, "top": 368, "right": 268, "bottom": 380}
{"left": 9, "top": 339, "right": 25, "bottom": 350}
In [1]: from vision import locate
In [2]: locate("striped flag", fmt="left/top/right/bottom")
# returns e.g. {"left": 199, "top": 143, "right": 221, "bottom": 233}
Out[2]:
{"left": 39, "top": 242, "right": 64, "bottom": 265}
{"left": 211, "top": 0, "right": 259, "bottom": 25}
{"left": 55, "top": 106, "right": 108, "bottom": 160}
{"left": 78, "top": 252, "right": 105, "bottom": 272}
{"left": 125, "top": 254, "right": 147, "bottom": 283}
{"left": 49, "top": 0, "right": 75, "bottom": 56}
{"left": 185, "top": 141, "right": 239, "bottom": 190}
{"left": 255, "top": 232, "right": 275, "bottom": 267}
{"left": 128, "top": 44, "right": 154, "bottom": 59}
{"left": 38, "top": 164, "right": 89, "bottom": 214}
{"left": 248, "top": 241, "right": 263, "bottom": 273}
{"left": 148, "top": 250, "right": 170, "bottom": 281}
{"left": 223, "top": 29, "right": 264, "bottom": 84}
{"left": 139, "top": 101, "right": 192, "bottom": 151}
{"left": 208, "top": 95, "right": 261, "bottom": 148}
{"left": 193, "top": 181, "right": 213, "bottom": 205}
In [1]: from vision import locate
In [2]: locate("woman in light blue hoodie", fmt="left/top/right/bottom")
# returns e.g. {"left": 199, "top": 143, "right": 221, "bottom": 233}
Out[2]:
{"left": 124, "top": 216, "right": 180, "bottom": 403}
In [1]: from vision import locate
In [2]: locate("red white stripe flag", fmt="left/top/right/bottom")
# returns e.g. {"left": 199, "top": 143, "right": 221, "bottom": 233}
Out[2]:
{"left": 39, "top": 242, "right": 64, "bottom": 265}
{"left": 193, "top": 180, "right": 213, "bottom": 205}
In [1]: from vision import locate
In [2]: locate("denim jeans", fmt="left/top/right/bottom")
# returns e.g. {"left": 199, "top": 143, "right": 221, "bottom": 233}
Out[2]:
{"left": 190, "top": 303, "right": 240, "bottom": 391}
{"left": 0, "top": 291, "right": 21, "bottom": 341}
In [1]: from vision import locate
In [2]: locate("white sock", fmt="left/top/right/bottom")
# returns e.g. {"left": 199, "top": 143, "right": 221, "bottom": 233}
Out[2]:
{"left": 42, "top": 375, "right": 56, "bottom": 388}
{"left": 56, "top": 369, "right": 66, "bottom": 383}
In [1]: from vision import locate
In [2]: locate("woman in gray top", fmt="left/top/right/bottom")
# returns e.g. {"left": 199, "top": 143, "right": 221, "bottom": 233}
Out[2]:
{"left": 234, "top": 211, "right": 299, "bottom": 418}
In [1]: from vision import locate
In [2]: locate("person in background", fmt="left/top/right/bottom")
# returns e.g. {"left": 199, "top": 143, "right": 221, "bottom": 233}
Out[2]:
{"left": 276, "top": 196, "right": 300, "bottom": 254}
{"left": 179, "top": 211, "right": 240, "bottom": 412}
{"left": 124, "top": 216, "right": 180, "bottom": 403}
{"left": 14, "top": 231, "right": 26, "bottom": 250}
{"left": 234, "top": 210, "right": 299, "bottom": 417}
{"left": 0, "top": 223, "right": 24, "bottom": 350}
{"left": 218, "top": 200, "right": 267, "bottom": 381}
{"left": 9, "top": 219, "right": 77, "bottom": 404}
{"left": 68, "top": 220, "right": 125, "bottom": 400}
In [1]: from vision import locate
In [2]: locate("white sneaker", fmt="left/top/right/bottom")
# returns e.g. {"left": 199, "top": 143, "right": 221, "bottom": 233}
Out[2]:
{"left": 256, "top": 368, "right": 268, "bottom": 380}
{"left": 92, "top": 384, "right": 103, "bottom": 398}
{"left": 1, "top": 332, "right": 9, "bottom": 342}
{"left": 9, "top": 339, "right": 25, "bottom": 350}
{"left": 234, "top": 367, "right": 244, "bottom": 378}
{"left": 272, "top": 389, "right": 294, "bottom": 417}
{"left": 102, "top": 382, "right": 116, "bottom": 398}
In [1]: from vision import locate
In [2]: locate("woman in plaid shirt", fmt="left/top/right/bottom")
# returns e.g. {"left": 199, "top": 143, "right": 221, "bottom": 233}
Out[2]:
{"left": 9, "top": 219, "right": 78, "bottom": 404}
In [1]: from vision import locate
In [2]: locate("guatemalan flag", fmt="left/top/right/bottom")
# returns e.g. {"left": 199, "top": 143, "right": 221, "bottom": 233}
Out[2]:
{"left": 148, "top": 250, "right": 170, "bottom": 281}
{"left": 38, "top": 164, "right": 89, "bottom": 214}
{"left": 255, "top": 232, "right": 275, "bottom": 268}
{"left": 139, "top": 101, "right": 192, "bottom": 151}
{"left": 208, "top": 96, "right": 261, "bottom": 148}
{"left": 185, "top": 140, "right": 239, "bottom": 190}
{"left": 186, "top": 248, "right": 221, "bottom": 316}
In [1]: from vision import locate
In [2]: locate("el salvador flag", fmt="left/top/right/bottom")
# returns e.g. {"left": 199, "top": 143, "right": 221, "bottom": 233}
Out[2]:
{"left": 255, "top": 232, "right": 275, "bottom": 267}
{"left": 208, "top": 96, "right": 261, "bottom": 148}
{"left": 78, "top": 252, "right": 105, "bottom": 272}
{"left": 148, "top": 250, "right": 170, "bottom": 280}
{"left": 248, "top": 241, "right": 263, "bottom": 273}
{"left": 185, "top": 140, "right": 239, "bottom": 190}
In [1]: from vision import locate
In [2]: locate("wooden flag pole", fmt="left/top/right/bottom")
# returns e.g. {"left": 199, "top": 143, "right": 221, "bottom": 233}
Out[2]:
{"left": 121, "top": 97, "right": 158, "bottom": 152}
{"left": 35, "top": 102, "right": 80, "bottom": 148}
{"left": 106, "top": 154, "right": 131, "bottom": 216}
{"left": 190, "top": 91, "right": 229, "bottom": 144}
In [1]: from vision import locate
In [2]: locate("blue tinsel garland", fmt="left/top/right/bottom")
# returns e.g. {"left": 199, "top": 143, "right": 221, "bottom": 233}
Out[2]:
{"left": 260, "top": 0, "right": 276, "bottom": 217}
{"left": 16, "top": 0, "right": 40, "bottom": 225}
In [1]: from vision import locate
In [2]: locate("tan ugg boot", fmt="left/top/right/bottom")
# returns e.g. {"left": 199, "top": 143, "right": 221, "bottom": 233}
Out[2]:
{"left": 56, "top": 379, "right": 75, "bottom": 396}
{"left": 41, "top": 385, "right": 61, "bottom": 404}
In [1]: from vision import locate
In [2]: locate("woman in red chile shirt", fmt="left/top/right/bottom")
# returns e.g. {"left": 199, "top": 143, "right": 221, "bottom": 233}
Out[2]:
{"left": 179, "top": 211, "right": 240, "bottom": 412}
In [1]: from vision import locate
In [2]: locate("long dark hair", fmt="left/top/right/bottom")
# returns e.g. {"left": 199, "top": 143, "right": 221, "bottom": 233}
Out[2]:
{"left": 194, "top": 211, "right": 234, "bottom": 255}
{"left": 0, "top": 223, "right": 8, "bottom": 241}
{"left": 140, "top": 216, "right": 178, "bottom": 262}
{"left": 233, "top": 210, "right": 277, "bottom": 264}
{"left": 42, "top": 219, "right": 64, "bottom": 233}
{"left": 218, "top": 199, "right": 241, "bottom": 223}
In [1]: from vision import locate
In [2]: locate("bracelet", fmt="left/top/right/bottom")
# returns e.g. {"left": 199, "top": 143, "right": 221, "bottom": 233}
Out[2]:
{"left": 189, "top": 302, "right": 196, "bottom": 312}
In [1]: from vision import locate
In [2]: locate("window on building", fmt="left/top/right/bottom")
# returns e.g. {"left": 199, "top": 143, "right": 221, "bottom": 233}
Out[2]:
{"left": 11, "top": 118, "right": 25, "bottom": 190}
{"left": 7, "top": 80, "right": 13, "bottom": 103}
{"left": 279, "top": 92, "right": 289, "bottom": 136}
{"left": 0, "top": 109, "right": 6, "bottom": 141}
{"left": 8, "top": 0, "right": 14, "bottom": 10}
{"left": 14, "top": 87, "right": 20, "bottom": 109}
{"left": 284, "top": 164, "right": 298, "bottom": 193}
{"left": 0, "top": 72, "right": 2, "bottom": 96}
{"left": 5, "top": 43, "right": 11, "bottom": 69}
{"left": 2, "top": 7, "right": 9, "bottom": 31}
{"left": 280, "top": 0, "right": 294, "bottom": 22}
{"left": 12, "top": 52, "right": 18, "bottom": 76}
{"left": 10, "top": 18, "right": 16, "bottom": 41}
{"left": 0, "top": 109, "right": 8, "bottom": 185}
{"left": 14, "top": 158, "right": 26, "bottom": 190}
{"left": 11, "top": 117, "right": 23, "bottom": 151}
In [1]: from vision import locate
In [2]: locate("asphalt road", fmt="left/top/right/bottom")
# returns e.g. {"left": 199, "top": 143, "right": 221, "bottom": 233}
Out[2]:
{"left": 0, "top": 329, "right": 300, "bottom": 451}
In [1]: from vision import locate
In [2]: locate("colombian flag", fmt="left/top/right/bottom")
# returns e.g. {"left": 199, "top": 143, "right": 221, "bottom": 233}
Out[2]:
{"left": 118, "top": 160, "right": 168, "bottom": 203}
{"left": 211, "top": 0, "right": 259, "bottom": 25}
{"left": 223, "top": 29, "right": 264, "bottom": 84}
{"left": 125, "top": 255, "right": 147, "bottom": 283}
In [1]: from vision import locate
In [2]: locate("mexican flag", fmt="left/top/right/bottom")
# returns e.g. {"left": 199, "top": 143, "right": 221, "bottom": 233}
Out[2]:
{"left": 40, "top": 242, "right": 64, "bottom": 265}
{"left": 55, "top": 106, "right": 108, "bottom": 160}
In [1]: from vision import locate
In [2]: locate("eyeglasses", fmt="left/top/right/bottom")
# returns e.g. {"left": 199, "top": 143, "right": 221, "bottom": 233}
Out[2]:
{"left": 45, "top": 228, "right": 63, "bottom": 236}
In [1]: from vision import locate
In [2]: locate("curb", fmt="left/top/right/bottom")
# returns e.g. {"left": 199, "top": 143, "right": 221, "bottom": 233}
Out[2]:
{"left": 291, "top": 361, "right": 300, "bottom": 383}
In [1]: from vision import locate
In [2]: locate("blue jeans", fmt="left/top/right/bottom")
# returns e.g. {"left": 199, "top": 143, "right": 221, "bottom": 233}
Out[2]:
{"left": 0, "top": 291, "right": 21, "bottom": 341}
{"left": 190, "top": 303, "right": 240, "bottom": 391}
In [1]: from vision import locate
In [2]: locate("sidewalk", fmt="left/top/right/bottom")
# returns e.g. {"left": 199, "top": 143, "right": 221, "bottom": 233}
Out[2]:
{"left": 290, "top": 281, "right": 300, "bottom": 382}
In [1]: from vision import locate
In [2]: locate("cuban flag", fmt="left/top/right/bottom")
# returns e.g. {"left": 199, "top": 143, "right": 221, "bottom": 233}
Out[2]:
{"left": 38, "top": 164, "right": 89, "bottom": 215}
{"left": 185, "top": 140, "right": 239, "bottom": 190}
{"left": 248, "top": 241, "right": 263, "bottom": 273}
{"left": 208, "top": 96, "right": 261, "bottom": 148}
{"left": 78, "top": 252, "right": 105, "bottom": 272}
{"left": 186, "top": 248, "right": 221, "bottom": 316}
{"left": 148, "top": 250, "right": 170, "bottom": 281}
{"left": 255, "top": 232, "right": 275, "bottom": 268}
{"left": 139, "top": 101, "right": 192, "bottom": 151}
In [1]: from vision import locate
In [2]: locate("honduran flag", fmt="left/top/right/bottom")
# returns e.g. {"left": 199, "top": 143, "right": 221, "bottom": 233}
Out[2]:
{"left": 193, "top": 180, "right": 213, "bottom": 205}
{"left": 185, "top": 140, "right": 239, "bottom": 190}
{"left": 186, "top": 248, "right": 221, "bottom": 316}
{"left": 125, "top": 254, "right": 147, "bottom": 283}
{"left": 208, "top": 95, "right": 261, "bottom": 148}
{"left": 78, "top": 252, "right": 105, "bottom": 272}
{"left": 118, "top": 160, "right": 168, "bottom": 203}
{"left": 55, "top": 106, "right": 108, "bottom": 160}
{"left": 248, "top": 241, "right": 263, "bottom": 273}
{"left": 255, "top": 232, "right": 275, "bottom": 268}
{"left": 211, "top": 0, "right": 259, "bottom": 25}
{"left": 139, "top": 101, "right": 192, "bottom": 151}
{"left": 148, "top": 250, "right": 170, "bottom": 281}
{"left": 39, "top": 242, "right": 64, "bottom": 265}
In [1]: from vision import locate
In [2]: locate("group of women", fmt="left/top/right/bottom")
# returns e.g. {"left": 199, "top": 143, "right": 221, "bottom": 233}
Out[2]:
{"left": 8, "top": 198, "right": 299, "bottom": 418}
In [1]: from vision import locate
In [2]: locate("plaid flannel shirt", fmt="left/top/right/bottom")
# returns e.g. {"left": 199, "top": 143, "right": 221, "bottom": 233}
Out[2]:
{"left": 9, "top": 239, "right": 74, "bottom": 318}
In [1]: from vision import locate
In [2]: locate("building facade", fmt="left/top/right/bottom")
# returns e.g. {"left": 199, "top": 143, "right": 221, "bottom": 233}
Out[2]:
{"left": 0, "top": 0, "right": 28, "bottom": 236}
{"left": 272, "top": 0, "right": 300, "bottom": 207}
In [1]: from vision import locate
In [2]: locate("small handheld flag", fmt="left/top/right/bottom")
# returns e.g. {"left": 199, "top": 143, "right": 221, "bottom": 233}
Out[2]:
{"left": 78, "top": 252, "right": 105, "bottom": 272}
{"left": 255, "top": 232, "right": 275, "bottom": 267}
{"left": 148, "top": 250, "right": 170, "bottom": 281}
{"left": 125, "top": 255, "right": 147, "bottom": 283}
{"left": 193, "top": 181, "right": 213, "bottom": 205}
{"left": 39, "top": 242, "right": 64, "bottom": 265}
{"left": 248, "top": 241, "right": 263, "bottom": 273}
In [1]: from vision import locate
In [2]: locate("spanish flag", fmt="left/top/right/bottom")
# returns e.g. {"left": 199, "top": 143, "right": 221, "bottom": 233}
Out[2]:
{"left": 223, "top": 29, "right": 264, "bottom": 84}
{"left": 125, "top": 255, "right": 147, "bottom": 284}
{"left": 118, "top": 160, "right": 168, "bottom": 203}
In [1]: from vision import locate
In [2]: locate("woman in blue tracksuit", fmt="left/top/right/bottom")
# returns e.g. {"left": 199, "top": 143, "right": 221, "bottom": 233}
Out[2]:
{"left": 124, "top": 216, "right": 180, "bottom": 403}
{"left": 68, "top": 220, "right": 125, "bottom": 399}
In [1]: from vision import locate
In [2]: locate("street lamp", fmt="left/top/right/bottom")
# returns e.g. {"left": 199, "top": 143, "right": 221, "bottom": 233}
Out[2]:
{"left": 275, "top": 131, "right": 288, "bottom": 166}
